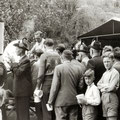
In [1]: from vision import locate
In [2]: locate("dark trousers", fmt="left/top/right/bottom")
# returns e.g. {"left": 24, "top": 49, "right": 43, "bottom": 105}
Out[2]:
{"left": 41, "top": 85, "right": 55, "bottom": 120}
{"left": 35, "top": 102, "right": 43, "bottom": 120}
{"left": 15, "top": 97, "right": 30, "bottom": 120}
{"left": 55, "top": 105, "right": 78, "bottom": 120}
{"left": 1, "top": 104, "right": 7, "bottom": 120}
{"left": 77, "top": 105, "right": 82, "bottom": 120}
{"left": 117, "top": 88, "right": 120, "bottom": 120}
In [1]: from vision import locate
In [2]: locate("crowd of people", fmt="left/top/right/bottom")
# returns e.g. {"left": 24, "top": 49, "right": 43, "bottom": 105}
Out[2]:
{"left": 0, "top": 31, "right": 120, "bottom": 120}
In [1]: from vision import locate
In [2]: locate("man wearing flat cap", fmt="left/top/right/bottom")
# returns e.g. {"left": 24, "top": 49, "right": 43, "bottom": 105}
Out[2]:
{"left": 35, "top": 38, "right": 61, "bottom": 120}
{"left": 87, "top": 40, "right": 105, "bottom": 120}
{"left": 56, "top": 44, "right": 66, "bottom": 56}
{"left": 11, "top": 40, "right": 33, "bottom": 120}
{"left": 47, "top": 50, "right": 84, "bottom": 120}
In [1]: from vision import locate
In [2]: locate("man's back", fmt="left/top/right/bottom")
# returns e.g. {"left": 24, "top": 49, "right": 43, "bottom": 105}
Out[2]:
{"left": 38, "top": 50, "right": 61, "bottom": 86}
{"left": 53, "top": 62, "right": 83, "bottom": 106}
{"left": 33, "top": 38, "right": 60, "bottom": 120}
{"left": 48, "top": 49, "right": 83, "bottom": 120}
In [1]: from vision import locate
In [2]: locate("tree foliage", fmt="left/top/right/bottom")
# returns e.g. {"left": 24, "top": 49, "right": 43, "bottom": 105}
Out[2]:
{"left": 1, "top": 0, "right": 120, "bottom": 47}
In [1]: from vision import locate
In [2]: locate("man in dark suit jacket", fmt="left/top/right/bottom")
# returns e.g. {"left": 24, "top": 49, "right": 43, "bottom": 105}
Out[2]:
{"left": 87, "top": 40, "right": 105, "bottom": 85}
{"left": 11, "top": 40, "right": 32, "bottom": 120}
{"left": 47, "top": 50, "right": 84, "bottom": 120}
{"left": 87, "top": 40, "right": 105, "bottom": 120}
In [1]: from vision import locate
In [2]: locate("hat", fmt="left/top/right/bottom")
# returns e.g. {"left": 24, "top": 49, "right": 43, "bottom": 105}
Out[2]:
{"left": 62, "top": 50, "right": 73, "bottom": 60}
{"left": 56, "top": 44, "right": 65, "bottom": 52}
{"left": 14, "top": 41, "right": 28, "bottom": 50}
{"left": 44, "top": 38, "right": 54, "bottom": 46}
{"left": 89, "top": 40, "right": 102, "bottom": 50}
{"left": 63, "top": 50, "right": 73, "bottom": 56}
{"left": 79, "top": 43, "right": 89, "bottom": 53}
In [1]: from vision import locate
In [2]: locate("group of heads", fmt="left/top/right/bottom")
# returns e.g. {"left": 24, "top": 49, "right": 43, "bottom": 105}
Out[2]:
{"left": 75, "top": 40, "right": 102, "bottom": 62}
{"left": 83, "top": 50, "right": 119, "bottom": 87}
{"left": 77, "top": 40, "right": 120, "bottom": 86}
{"left": 13, "top": 32, "right": 120, "bottom": 66}
{"left": 102, "top": 46, "right": 120, "bottom": 71}
{"left": 14, "top": 37, "right": 54, "bottom": 56}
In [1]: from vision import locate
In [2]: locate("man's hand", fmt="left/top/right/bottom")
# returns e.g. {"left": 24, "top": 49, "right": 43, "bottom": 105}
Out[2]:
{"left": 46, "top": 103, "right": 53, "bottom": 111}
{"left": 80, "top": 98, "right": 87, "bottom": 105}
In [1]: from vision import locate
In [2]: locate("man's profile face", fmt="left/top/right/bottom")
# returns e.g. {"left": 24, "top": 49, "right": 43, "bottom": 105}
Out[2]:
{"left": 35, "top": 37, "right": 42, "bottom": 43}
{"left": 34, "top": 33, "right": 42, "bottom": 43}
{"left": 76, "top": 52, "right": 82, "bottom": 62}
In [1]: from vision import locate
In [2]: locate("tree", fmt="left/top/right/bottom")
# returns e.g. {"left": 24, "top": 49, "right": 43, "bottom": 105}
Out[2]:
{"left": 1, "top": 0, "right": 120, "bottom": 48}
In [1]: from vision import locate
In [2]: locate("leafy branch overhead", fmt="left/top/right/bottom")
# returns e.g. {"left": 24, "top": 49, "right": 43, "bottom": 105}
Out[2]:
{"left": 1, "top": 0, "right": 120, "bottom": 47}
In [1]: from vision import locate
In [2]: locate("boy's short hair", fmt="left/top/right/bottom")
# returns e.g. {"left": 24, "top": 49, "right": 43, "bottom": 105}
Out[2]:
{"left": 102, "top": 45, "right": 113, "bottom": 53}
{"left": 102, "top": 51, "right": 114, "bottom": 59}
{"left": 62, "top": 50, "right": 73, "bottom": 60}
{"left": 84, "top": 69, "right": 95, "bottom": 78}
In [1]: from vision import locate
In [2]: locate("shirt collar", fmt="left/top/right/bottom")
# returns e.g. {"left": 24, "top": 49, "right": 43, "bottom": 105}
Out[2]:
{"left": 87, "top": 82, "right": 94, "bottom": 88}
{"left": 46, "top": 49, "right": 54, "bottom": 52}
{"left": 82, "top": 57, "right": 89, "bottom": 62}
{"left": 106, "top": 67, "right": 113, "bottom": 72}
{"left": 92, "top": 54, "right": 100, "bottom": 58}
{"left": 63, "top": 60, "right": 71, "bottom": 64}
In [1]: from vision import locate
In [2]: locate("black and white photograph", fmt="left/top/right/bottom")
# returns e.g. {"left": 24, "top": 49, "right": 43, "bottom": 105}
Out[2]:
{"left": 0, "top": 0, "right": 120, "bottom": 120}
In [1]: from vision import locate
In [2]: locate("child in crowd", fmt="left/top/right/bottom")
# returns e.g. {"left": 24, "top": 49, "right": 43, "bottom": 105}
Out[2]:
{"left": 97, "top": 51, "right": 119, "bottom": 120}
{"left": 77, "top": 69, "right": 101, "bottom": 120}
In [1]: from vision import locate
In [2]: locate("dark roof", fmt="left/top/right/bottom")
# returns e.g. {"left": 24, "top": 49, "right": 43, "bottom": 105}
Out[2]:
{"left": 77, "top": 17, "right": 120, "bottom": 47}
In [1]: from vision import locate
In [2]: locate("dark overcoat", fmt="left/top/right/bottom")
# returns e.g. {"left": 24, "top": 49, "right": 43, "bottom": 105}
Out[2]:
{"left": 87, "top": 56, "right": 105, "bottom": 85}
{"left": 12, "top": 55, "right": 33, "bottom": 97}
